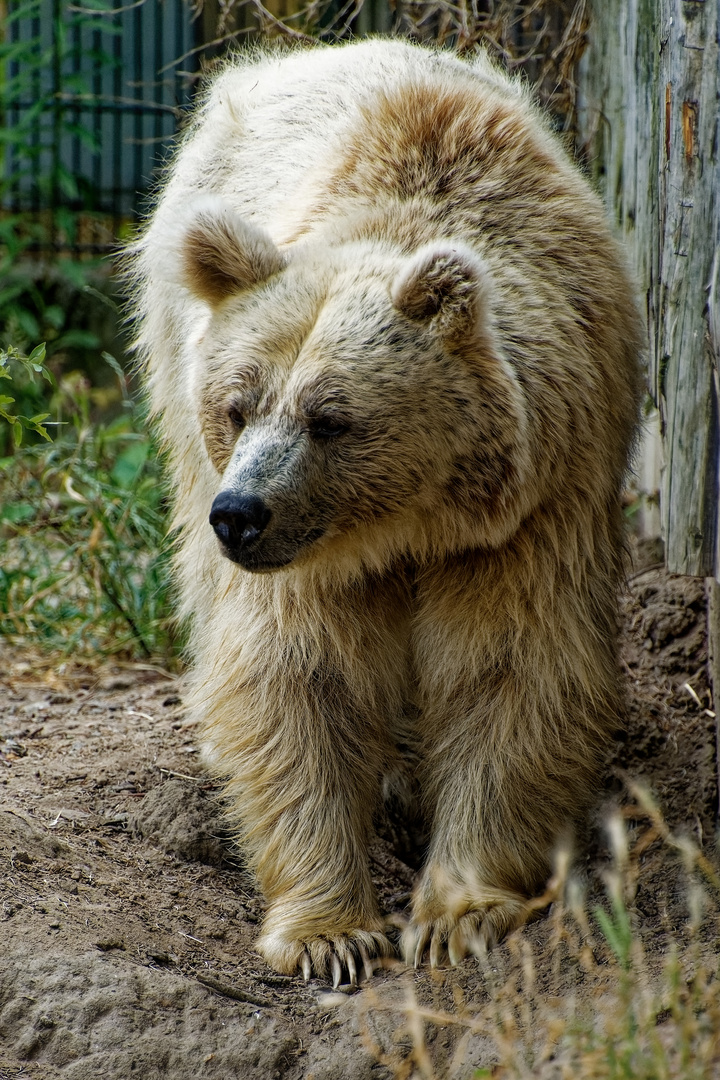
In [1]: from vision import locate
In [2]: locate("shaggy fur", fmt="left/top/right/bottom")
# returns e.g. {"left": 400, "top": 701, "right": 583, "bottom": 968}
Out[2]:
{"left": 125, "top": 39, "right": 643, "bottom": 983}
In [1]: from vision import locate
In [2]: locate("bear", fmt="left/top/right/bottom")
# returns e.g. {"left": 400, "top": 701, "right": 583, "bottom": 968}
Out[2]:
{"left": 126, "top": 39, "right": 643, "bottom": 986}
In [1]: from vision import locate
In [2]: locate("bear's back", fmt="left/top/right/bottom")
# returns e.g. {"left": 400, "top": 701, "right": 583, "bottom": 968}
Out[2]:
{"left": 154, "top": 41, "right": 530, "bottom": 240}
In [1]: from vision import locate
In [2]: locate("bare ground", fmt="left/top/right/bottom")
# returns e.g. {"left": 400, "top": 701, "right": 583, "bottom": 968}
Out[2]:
{"left": 0, "top": 563, "right": 717, "bottom": 1079}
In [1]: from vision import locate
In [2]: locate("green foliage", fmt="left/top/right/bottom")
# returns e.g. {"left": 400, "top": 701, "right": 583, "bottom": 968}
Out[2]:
{"left": 0, "top": 263, "right": 106, "bottom": 357}
{"left": 0, "top": 0, "right": 119, "bottom": 378}
{"left": 594, "top": 895, "right": 633, "bottom": 972}
{"left": 1, "top": 0, "right": 123, "bottom": 451}
{"left": 0, "top": 358, "right": 176, "bottom": 663}
{"left": 0, "top": 341, "right": 52, "bottom": 445}
{"left": 0, "top": 2, "right": 162, "bottom": 662}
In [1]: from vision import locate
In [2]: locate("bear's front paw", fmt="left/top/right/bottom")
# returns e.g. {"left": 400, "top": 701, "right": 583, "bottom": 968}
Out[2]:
{"left": 402, "top": 891, "right": 529, "bottom": 968}
{"left": 257, "top": 926, "right": 396, "bottom": 987}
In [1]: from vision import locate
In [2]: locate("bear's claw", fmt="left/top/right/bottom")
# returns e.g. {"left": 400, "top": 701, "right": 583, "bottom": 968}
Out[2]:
{"left": 296, "top": 935, "right": 385, "bottom": 986}
{"left": 402, "top": 899, "right": 529, "bottom": 969}
{"left": 259, "top": 927, "right": 394, "bottom": 985}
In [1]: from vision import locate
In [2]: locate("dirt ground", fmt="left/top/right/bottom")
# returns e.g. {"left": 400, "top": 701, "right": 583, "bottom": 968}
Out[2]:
{"left": 0, "top": 560, "right": 717, "bottom": 1080}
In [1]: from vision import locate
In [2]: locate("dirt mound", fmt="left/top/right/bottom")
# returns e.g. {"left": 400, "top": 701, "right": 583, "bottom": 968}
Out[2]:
{"left": 129, "top": 778, "right": 230, "bottom": 867}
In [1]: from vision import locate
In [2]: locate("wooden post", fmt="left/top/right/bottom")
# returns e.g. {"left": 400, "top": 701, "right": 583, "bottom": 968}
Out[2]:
{"left": 578, "top": 0, "right": 720, "bottom": 578}
{"left": 578, "top": 0, "right": 720, "bottom": 813}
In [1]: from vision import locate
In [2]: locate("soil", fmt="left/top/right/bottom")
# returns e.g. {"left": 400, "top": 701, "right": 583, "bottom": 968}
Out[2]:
{"left": 0, "top": 559, "right": 717, "bottom": 1080}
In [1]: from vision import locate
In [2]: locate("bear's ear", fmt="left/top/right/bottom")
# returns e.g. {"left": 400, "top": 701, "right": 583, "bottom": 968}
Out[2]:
{"left": 172, "top": 196, "right": 286, "bottom": 306}
{"left": 390, "top": 242, "right": 492, "bottom": 346}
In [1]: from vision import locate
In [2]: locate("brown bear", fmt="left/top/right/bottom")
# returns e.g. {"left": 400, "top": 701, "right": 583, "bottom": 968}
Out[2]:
{"left": 126, "top": 39, "right": 643, "bottom": 986}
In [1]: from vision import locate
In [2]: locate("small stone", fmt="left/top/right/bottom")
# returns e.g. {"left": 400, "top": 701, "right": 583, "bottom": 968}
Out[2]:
{"left": 2, "top": 739, "right": 27, "bottom": 757}
{"left": 99, "top": 676, "right": 134, "bottom": 691}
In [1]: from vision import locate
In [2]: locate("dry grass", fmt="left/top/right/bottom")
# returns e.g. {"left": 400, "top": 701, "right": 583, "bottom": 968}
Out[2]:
{"left": 193, "top": 0, "right": 590, "bottom": 131}
{"left": 343, "top": 783, "right": 720, "bottom": 1079}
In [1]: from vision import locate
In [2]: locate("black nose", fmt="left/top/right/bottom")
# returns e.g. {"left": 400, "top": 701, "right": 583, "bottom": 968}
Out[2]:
{"left": 209, "top": 492, "right": 272, "bottom": 549}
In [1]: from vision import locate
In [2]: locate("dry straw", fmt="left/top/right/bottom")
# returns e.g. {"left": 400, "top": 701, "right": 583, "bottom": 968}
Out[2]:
{"left": 197, "top": 0, "right": 590, "bottom": 130}
{"left": 345, "top": 784, "right": 720, "bottom": 1079}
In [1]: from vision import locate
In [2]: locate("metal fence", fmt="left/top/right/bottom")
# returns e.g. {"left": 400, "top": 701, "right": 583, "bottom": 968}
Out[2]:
{"left": 1, "top": 0, "right": 396, "bottom": 251}
{"left": 2, "top": 0, "right": 198, "bottom": 249}
{"left": 1, "top": 0, "right": 579, "bottom": 253}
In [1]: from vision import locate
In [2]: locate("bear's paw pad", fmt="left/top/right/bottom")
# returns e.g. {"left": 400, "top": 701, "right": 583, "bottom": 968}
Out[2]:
{"left": 259, "top": 927, "right": 395, "bottom": 987}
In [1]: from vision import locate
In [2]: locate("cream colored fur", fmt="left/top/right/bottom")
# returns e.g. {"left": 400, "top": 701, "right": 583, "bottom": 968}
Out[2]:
{"left": 124, "top": 39, "right": 643, "bottom": 983}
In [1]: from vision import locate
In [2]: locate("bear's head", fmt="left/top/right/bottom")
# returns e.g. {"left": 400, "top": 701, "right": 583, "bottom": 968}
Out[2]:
{"left": 162, "top": 196, "right": 523, "bottom": 572}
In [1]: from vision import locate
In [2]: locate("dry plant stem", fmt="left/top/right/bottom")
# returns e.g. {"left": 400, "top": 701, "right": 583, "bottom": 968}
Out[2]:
{"left": 626, "top": 780, "right": 720, "bottom": 893}
{"left": 353, "top": 801, "right": 720, "bottom": 1079}
{"left": 200, "top": 0, "right": 592, "bottom": 130}
{"left": 403, "top": 982, "right": 436, "bottom": 1080}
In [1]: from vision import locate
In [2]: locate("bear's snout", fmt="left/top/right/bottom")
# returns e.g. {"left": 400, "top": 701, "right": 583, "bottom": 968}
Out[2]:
{"left": 209, "top": 491, "right": 272, "bottom": 556}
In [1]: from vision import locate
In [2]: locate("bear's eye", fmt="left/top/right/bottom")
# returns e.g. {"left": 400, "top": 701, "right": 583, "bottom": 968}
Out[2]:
{"left": 308, "top": 416, "right": 350, "bottom": 439}
{"left": 227, "top": 406, "right": 246, "bottom": 431}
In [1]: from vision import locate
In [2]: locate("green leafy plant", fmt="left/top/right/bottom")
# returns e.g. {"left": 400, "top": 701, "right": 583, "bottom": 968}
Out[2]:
{"left": 0, "top": 1, "right": 162, "bottom": 659}
{"left": 0, "top": 0, "right": 122, "bottom": 391}
{"left": 0, "top": 341, "right": 52, "bottom": 444}
{"left": 0, "top": 0, "right": 120, "bottom": 241}
{"left": 0, "top": 357, "right": 175, "bottom": 662}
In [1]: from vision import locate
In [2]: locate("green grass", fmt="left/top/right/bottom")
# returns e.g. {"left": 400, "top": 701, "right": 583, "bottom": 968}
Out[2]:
{"left": 0, "top": 354, "right": 176, "bottom": 663}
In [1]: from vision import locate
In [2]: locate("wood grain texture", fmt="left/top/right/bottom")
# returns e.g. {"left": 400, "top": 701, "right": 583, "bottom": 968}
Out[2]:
{"left": 578, "top": 0, "right": 720, "bottom": 576}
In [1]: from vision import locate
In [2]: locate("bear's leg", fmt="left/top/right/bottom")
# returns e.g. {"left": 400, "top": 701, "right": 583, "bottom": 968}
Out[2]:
{"left": 404, "top": 548, "right": 620, "bottom": 966}
{"left": 195, "top": 576, "right": 410, "bottom": 984}
{"left": 251, "top": 729, "right": 396, "bottom": 985}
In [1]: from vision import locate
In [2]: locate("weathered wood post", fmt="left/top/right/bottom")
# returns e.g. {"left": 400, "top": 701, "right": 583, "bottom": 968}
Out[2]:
{"left": 577, "top": 0, "right": 720, "bottom": 803}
